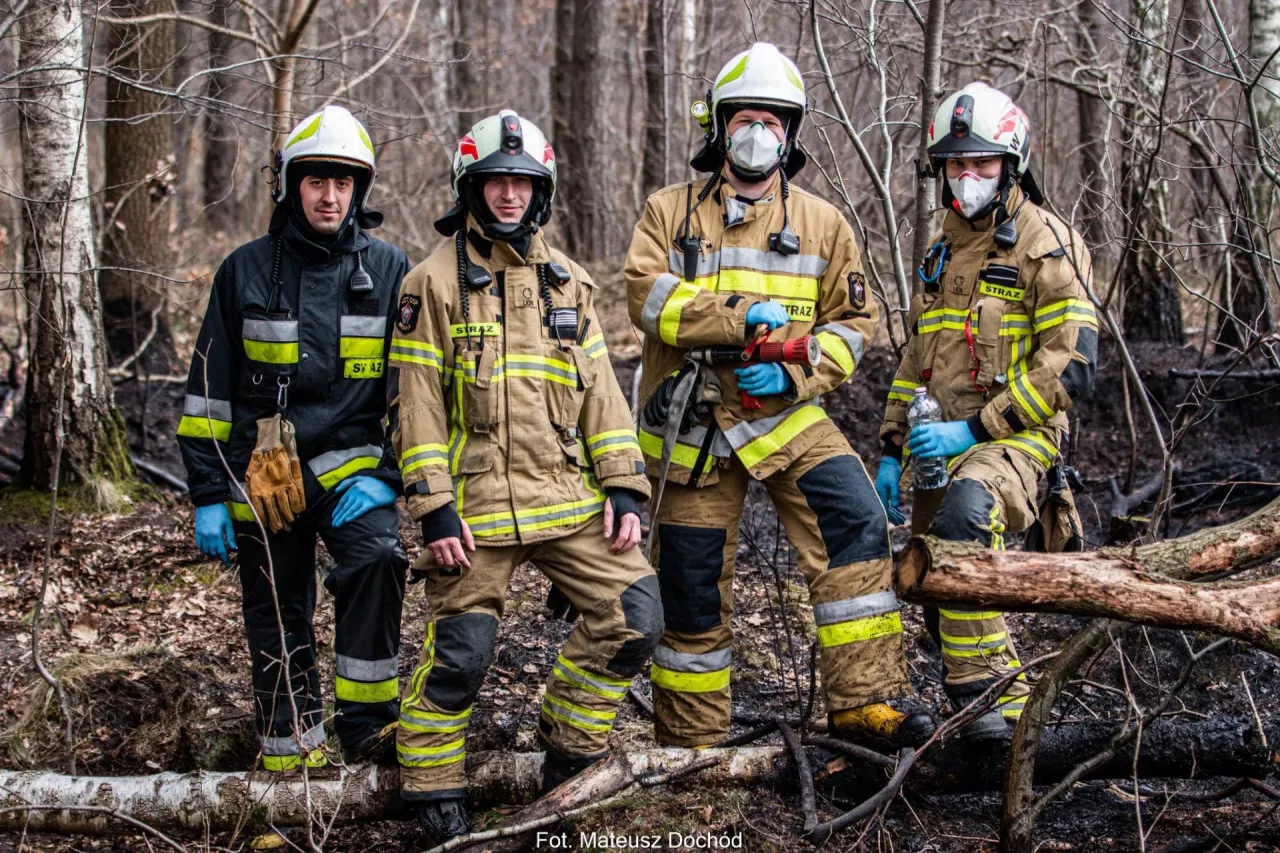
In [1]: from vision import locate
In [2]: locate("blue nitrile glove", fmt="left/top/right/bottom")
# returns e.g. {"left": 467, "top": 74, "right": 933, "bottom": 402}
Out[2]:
{"left": 331, "top": 477, "right": 398, "bottom": 528}
{"left": 907, "top": 421, "right": 977, "bottom": 459}
{"left": 195, "top": 503, "right": 236, "bottom": 564}
{"left": 875, "top": 458, "right": 906, "bottom": 525}
{"left": 734, "top": 362, "right": 792, "bottom": 397}
{"left": 745, "top": 301, "right": 790, "bottom": 331}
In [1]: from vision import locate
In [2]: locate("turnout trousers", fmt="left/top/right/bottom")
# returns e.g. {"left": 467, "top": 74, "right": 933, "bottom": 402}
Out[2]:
{"left": 911, "top": 443, "right": 1040, "bottom": 718}
{"left": 398, "top": 516, "right": 663, "bottom": 799}
{"left": 235, "top": 490, "right": 408, "bottom": 770}
{"left": 648, "top": 427, "right": 912, "bottom": 747}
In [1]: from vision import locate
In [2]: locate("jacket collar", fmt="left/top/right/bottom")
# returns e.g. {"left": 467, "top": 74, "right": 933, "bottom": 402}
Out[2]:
{"left": 464, "top": 216, "right": 550, "bottom": 268}
{"left": 716, "top": 172, "right": 781, "bottom": 228}
{"left": 277, "top": 211, "right": 369, "bottom": 264}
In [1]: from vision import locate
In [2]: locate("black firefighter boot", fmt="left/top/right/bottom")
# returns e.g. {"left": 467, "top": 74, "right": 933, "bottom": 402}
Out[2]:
{"left": 541, "top": 746, "right": 605, "bottom": 795}
{"left": 944, "top": 679, "right": 1012, "bottom": 740}
{"left": 410, "top": 794, "right": 472, "bottom": 844}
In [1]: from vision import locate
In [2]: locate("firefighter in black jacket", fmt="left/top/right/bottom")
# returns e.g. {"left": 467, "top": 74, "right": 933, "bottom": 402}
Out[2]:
{"left": 178, "top": 106, "right": 411, "bottom": 769}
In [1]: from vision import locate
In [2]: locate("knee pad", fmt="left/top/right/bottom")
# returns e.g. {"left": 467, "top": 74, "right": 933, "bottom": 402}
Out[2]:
{"left": 607, "top": 575, "right": 665, "bottom": 677}
{"left": 929, "top": 479, "right": 998, "bottom": 545}
{"left": 656, "top": 525, "right": 725, "bottom": 633}
{"left": 796, "top": 454, "right": 889, "bottom": 568}
{"left": 424, "top": 613, "right": 498, "bottom": 711}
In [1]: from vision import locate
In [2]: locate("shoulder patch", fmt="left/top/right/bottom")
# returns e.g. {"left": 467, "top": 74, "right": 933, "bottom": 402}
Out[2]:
{"left": 848, "top": 271, "right": 867, "bottom": 309}
{"left": 396, "top": 293, "right": 422, "bottom": 333}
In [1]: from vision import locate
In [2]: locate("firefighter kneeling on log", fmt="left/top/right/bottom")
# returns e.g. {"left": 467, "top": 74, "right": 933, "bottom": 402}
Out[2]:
{"left": 626, "top": 42, "right": 936, "bottom": 749}
{"left": 390, "top": 111, "right": 663, "bottom": 843}
{"left": 179, "top": 106, "right": 411, "bottom": 770}
{"left": 875, "top": 83, "right": 1098, "bottom": 737}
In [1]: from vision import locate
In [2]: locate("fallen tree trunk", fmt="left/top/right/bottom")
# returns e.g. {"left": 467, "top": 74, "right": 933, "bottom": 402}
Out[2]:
{"left": 2, "top": 720, "right": 1270, "bottom": 835}
{"left": 896, "top": 498, "right": 1280, "bottom": 654}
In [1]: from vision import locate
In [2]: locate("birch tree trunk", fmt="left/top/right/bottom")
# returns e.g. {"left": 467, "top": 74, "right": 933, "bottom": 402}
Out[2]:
{"left": 18, "top": 0, "right": 132, "bottom": 489}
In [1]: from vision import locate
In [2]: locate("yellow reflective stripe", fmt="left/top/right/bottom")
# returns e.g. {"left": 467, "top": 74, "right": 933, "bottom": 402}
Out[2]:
{"left": 586, "top": 429, "right": 641, "bottom": 457}
{"left": 736, "top": 404, "right": 827, "bottom": 470}
{"left": 637, "top": 429, "right": 715, "bottom": 472}
{"left": 226, "top": 500, "right": 255, "bottom": 522}
{"left": 1033, "top": 298, "right": 1097, "bottom": 332}
{"left": 993, "top": 430, "right": 1057, "bottom": 468}
{"left": 1001, "top": 313, "right": 1032, "bottom": 337}
{"left": 888, "top": 379, "right": 918, "bottom": 403}
{"left": 582, "top": 332, "right": 607, "bottom": 358}
{"left": 397, "top": 738, "right": 466, "bottom": 767}
{"left": 178, "top": 415, "right": 231, "bottom": 441}
{"left": 400, "top": 442, "right": 449, "bottom": 476}
{"left": 815, "top": 611, "right": 903, "bottom": 648}
{"left": 939, "top": 609, "right": 1003, "bottom": 620}
{"left": 917, "top": 308, "right": 971, "bottom": 333}
{"left": 716, "top": 269, "right": 819, "bottom": 301}
{"left": 389, "top": 338, "right": 445, "bottom": 369}
{"left": 403, "top": 624, "right": 436, "bottom": 707}
{"left": 817, "top": 331, "right": 855, "bottom": 377}
{"left": 1009, "top": 371, "right": 1051, "bottom": 425}
{"left": 261, "top": 750, "right": 327, "bottom": 771}
{"left": 650, "top": 664, "right": 731, "bottom": 693}
{"left": 335, "top": 676, "right": 399, "bottom": 703}
{"left": 243, "top": 340, "right": 299, "bottom": 363}
{"left": 400, "top": 706, "right": 471, "bottom": 734}
{"left": 449, "top": 322, "right": 501, "bottom": 337}
{"left": 940, "top": 630, "right": 1008, "bottom": 657}
{"left": 316, "top": 456, "right": 379, "bottom": 490}
{"left": 554, "top": 654, "right": 629, "bottom": 689}
{"left": 541, "top": 694, "right": 617, "bottom": 733}
{"left": 340, "top": 337, "right": 384, "bottom": 358}
{"left": 659, "top": 281, "right": 704, "bottom": 345}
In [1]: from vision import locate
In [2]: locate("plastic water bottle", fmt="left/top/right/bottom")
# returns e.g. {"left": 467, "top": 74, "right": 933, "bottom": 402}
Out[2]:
{"left": 908, "top": 387, "right": 949, "bottom": 491}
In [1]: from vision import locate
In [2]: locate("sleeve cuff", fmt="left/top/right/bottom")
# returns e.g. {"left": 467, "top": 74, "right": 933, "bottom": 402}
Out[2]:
{"left": 978, "top": 402, "right": 1018, "bottom": 440}
{"left": 420, "top": 502, "right": 462, "bottom": 544}
{"left": 966, "top": 412, "right": 995, "bottom": 444}
{"left": 881, "top": 438, "right": 904, "bottom": 462}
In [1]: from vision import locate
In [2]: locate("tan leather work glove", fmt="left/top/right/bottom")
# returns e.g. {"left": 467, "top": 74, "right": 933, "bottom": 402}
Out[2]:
{"left": 245, "top": 414, "right": 306, "bottom": 533}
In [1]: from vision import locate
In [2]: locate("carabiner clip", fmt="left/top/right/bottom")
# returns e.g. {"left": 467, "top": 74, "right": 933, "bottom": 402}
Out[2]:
{"left": 276, "top": 375, "right": 290, "bottom": 412}
{"left": 918, "top": 241, "right": 949, "bottom": 285}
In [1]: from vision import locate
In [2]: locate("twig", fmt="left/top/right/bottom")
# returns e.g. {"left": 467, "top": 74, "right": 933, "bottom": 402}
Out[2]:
{"left": 626, "top": 685, "right": 653, "bottom": 718}
{"left": 1240, "top": 672, "right": 1268, "bottom": 750}
{"left": 716, "top": 719, "right": 778, "bottom": 748}
{"left": 0, "top": 802, "right": 187, "bottom": 851}
{"left": 777, "top": 719, "right": 817, "bottom": 833}
{"left": 800, "top": 736, "right": 895, "bottom": 769}
{"left": 805, "top": 747, "right": 916, "bottom": 845}
{"left": 426, "top": 756, "right": 722, "bottom": 853}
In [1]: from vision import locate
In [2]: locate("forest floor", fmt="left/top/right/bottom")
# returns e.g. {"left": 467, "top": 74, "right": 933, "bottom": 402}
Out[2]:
{"left": 2, "top": 279, "right": 1280, "bottom": 851}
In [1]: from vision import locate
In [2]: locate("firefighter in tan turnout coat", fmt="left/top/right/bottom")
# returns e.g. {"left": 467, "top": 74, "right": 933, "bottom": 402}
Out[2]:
{"left": 875, "top": 83, "right": 1098, "bottom": 737}
{"left": 626, "top": 43, "right": 936, "bottom": 748}
{"left": 389, "top": 110, "right": 662, "bottom": 843}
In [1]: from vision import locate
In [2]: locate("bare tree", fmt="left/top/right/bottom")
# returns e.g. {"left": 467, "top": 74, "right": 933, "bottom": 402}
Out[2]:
{"left": 201, "top": 0, "right": 238, "bottom": 232}
{"left": 18, "top": 0, "right": 132, "bottom": 488}
{"left": 99, "top": 0, "right": 177, "bottom": 370}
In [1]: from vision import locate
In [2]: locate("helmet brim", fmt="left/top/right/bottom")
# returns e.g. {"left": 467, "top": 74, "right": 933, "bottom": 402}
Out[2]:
{"left": 927, "top": 133, "right": 1007, "bottom": 160}
{"left": 463, "top": 150, "right": 553, "bottom": 183}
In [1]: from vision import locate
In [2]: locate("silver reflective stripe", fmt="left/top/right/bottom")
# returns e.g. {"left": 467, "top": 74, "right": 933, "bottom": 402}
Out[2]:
{"left": 467, "top": 514, "right": 515, "bottom": 535}
{"left": 720, "top": 246, "right": 828, "bottom": 278}
{"left": 640, "top": 273, "right": 681, "bottom": 335}
{"left": 308, "top": 444, "right": 383, "bottom": 477}
{"left": 814, "top": 323, "right": 865, "bottom": 366}
{"left": 652, "top": 645, "right": 732, "bottom": 673}
{"left": 398, "top": 743, "right": 466, "bottom": 765}
{"left": 400, "top": 707, "right": 471, "bottom": 730}
{"left": 505, "top": 356, "right": 576, "bottom": 380}
{"left": 335, "top": 654, "right": 398, "bottom": 682}
{"left": 589, "top": 434, "right": 637, "bottom": 453}
{"left": 263, "top": 723, "right": 326, "bottom": 755}
{"left": 402, "top": 446, "right": 447, "bottom": 467}
{"left": 389, "top": 344, "right": 443, "bottom": 367}
{"left": 243, "top": 319, "right": 298, "bottom": 342}
{"left": 542, "top": 696, "right": 616, "bottom": 730}
{"left": 639, "top": 421, "right": 732, "bottom": 459}
{"left": 519, "top": 498, "right": 604, "bottom": 528}
{"left": 813, "top": 591, "right": 899, "bottom": 627}
{"left": 183, "top": 394, "right": 232, "bottom": 421}
{"left": 710, "top": 430, "right": 732, "bottom": 458}
{"left": 943, "top": 636, "right": 1008, "bottom": 652}
{"left": 722, "top": 400, "right": 819, "bottom": 450}
{"left": 553, "top": 658, "right": 628, "bottom": 696}
{"left": 340, "top": 316, "right": 386, "bottom": 337}
{"left": 667, "top": 248, "right": 721, "bottom": 279}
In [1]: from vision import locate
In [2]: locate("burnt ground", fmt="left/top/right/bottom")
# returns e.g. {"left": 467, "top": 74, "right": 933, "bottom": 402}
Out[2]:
{"left": 2, "top": 319, "right": 1280, "bottom": 850}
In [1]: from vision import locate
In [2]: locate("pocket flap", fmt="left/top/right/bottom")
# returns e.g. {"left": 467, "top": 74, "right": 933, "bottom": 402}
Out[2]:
{"left": 456, "top": 447, "right": 494, "bottom": 474}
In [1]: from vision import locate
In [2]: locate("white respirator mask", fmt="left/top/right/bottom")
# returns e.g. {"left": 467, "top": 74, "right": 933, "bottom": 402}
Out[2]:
{"left": 947, "top": 171, "right": 1000, "bottom": 220}
{"left": 727, "top": 122, "right": 784, "bottom": 178}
